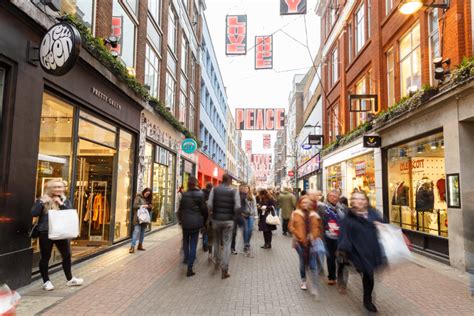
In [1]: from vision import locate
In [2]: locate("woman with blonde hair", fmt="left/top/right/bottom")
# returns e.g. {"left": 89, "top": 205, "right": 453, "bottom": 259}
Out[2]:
{"left": 289, "top": 195, "right": 323, "bottom": 299}
{"left": 31, "top": 179, "right": 83, "bottom": 291}
{"left": 240, "top": 184, "right": 257, "bottom": 255}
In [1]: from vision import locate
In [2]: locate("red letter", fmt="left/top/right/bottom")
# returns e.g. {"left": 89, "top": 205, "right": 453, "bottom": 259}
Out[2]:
{"left": 245, "top": 109, "right": 255, "bottom": 129}
{"left": 275, "top": 108, "right": 285, "bottom": 129}
{"left": 265, "top": 109, "right": 274, "bottom": 130}
{"left": 286, "top": 0, "right": 302, "bottom": 13}
{"left": 255, "top": 108, "right": 265, "bottom": 130}
{"left": 235, "top": 108, "right": 244, "bottom": 130}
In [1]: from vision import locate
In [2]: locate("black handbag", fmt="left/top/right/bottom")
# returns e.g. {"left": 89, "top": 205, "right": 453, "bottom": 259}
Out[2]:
{"left": 29, "top": 223, "right": 39, "bottom": 238}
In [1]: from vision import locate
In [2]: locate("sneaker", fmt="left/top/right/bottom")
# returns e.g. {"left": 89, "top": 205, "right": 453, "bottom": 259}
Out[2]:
{"left": 66, "top": 277, "right": 84, "bottom": 287}
{"left": 42, "top": 281, "right": 54, "bottom": 291}
{"left": 231, "top": 249, "right": 238, "bottom": 255}
{"left": 300, "top": 281, "right": 307, "bottom": 290}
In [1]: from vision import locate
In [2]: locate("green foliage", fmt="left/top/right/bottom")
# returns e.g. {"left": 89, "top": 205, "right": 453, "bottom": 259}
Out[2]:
{"left": 452, "top": 56, "right": 474, "bottom": 84}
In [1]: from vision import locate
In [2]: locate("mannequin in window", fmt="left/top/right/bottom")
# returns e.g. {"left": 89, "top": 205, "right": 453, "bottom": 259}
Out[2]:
{"left": 415, "top": 177, "right": 434, "bottom": 212}
{"left": 391, "top": 181, "right": 409, "bottom": 206}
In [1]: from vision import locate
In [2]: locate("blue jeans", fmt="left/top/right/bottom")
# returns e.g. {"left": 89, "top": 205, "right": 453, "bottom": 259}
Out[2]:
{"left": 243, "top": 216, "right": 254, "bottom": 248}
{"left": 131, "top": 224, "right": 146, "bottom": 247}
{"left": 183, "top": 229, "right": 199, "bottom": 268}
{"left": 275, "top": 207, "right": 281, "bottom": 216}
{"left": 295, "top": 244, "right": 319, "bottom": 290}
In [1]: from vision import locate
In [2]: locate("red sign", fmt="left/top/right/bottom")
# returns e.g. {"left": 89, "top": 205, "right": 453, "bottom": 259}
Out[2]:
{"left": 263, "top": 134, "right": 271, "bottom": 149}
{"left": 111, "top": 16, "right": 123, "bottom": 56}
{"left": 235, "top": 108, "right": 285, "bottom": 130}
{"left": 280, "top": 0, "right": 307, "bottom": 15}
{"left": 255, "top": 35, "right": 273, "bottom": 70}
{"left": 226, "top": 15, "right": 247, "bottom": 55}
{"left": 355, "top": 161, "right": 366, "bottom": 177}
{"left": 251, "top": 154, "right": 272, "bottom": 186}
{"left": 245, "top": 140, "right": 252, "bottom": 153}
{"left": 288, "top": 170, "right": 295, "bottom": 177}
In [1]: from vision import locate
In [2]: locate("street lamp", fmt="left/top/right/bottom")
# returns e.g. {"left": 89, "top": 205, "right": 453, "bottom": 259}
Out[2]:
{"left": 398, "top": 0, "right": 449, "bottom": 15}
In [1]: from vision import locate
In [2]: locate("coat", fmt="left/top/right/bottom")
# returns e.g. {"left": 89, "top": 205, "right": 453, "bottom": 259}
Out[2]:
{"left": 338, "top": 208, "right": 385, "bottom": 275}
{"left": 178, "top": 188, "right": 208, "bottom": 233}
{"left": 258, "top": 199, "right": 277, "bottom": 232}
{"left": 288, "top": 209, "right": 322, "bottom": 247}
{"left": 277, "top": 191, "right": 297, "bottom": 220}
{"left": 133, "top": 194, "right": 152, "bottom": 226}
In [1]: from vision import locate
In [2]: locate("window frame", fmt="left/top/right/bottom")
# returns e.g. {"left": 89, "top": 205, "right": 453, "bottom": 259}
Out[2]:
{"left": 386, "top": 48, "right": 395, "bottom": 107}
{"left": 148, "top": 0, "right": 162, "bottom": 27}
{"left": 165, "top": 71, "right": 177, "bottom": 112}
{"left": 428, "top": 9, "right": 441, "bottom": 85}
{"left": 144, "top": 43, "right": 161, "bottom": 98}
{"left": 112, "top": 0, "right": 137, "bottom": 68}
{"left": 330, "top": 46, "right": 339, "bottom": 86}
{"left": 168, "top": 5, "right": 178, "bottom": 56}
{"left": 355, "top": 2, "right": 366, "bottom": 53}
{"left": 385, "top": 0, "right": 393, "bottom": 15}
{"left": 399, "top": 23, "right": 421, "bottom": 97}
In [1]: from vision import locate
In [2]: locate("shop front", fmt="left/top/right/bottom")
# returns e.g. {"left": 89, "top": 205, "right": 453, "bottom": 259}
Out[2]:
{"left": 297, "top": 153, "right": 321, "bottom": 191}
{"left": 197, "top": 152, "right": 225, "bottom": 187}
{"left": 322, "top": 142, "right": 376, "bottom": 207}
{"left": 180, "top": 152, "right": 198, "bottom": 191}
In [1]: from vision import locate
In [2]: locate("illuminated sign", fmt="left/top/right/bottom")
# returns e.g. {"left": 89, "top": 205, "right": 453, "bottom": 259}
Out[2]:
{"left": 235, "top": 108, "right": 285, "bottom": 130}
{"left": 226, "top": 15, "right": 247, "bottom": 55}
{"left": 280, "top": 0, "right": 307, "bottom": 15}
{"left": 363, "top": 135, "right": 382, "bottom": 148}
{"left": 255, "top": 35, "right": 273, "bottom": 70}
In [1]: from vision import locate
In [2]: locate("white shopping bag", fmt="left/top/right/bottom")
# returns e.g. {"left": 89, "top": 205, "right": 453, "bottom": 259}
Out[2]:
{"left": 48, "top": 209, "right": 79, "bottom": 240}
{"left": 377, "top": 224, "right": 411, "bottom": 266}
{"left": 137, "top": 207, "right": 151, "bottom": 224}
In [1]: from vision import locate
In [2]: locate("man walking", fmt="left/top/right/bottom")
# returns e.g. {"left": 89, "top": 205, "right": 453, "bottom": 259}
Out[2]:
{"left": 277, "top": 187, "right": 296, "bottom": 236}
{"left": 207, "top": 174, "right": 241, "bottom": 279}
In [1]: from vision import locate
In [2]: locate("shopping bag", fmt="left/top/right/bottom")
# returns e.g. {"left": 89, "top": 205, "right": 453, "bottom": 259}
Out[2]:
{"left": 376, "top": 223, "right": 411, "bottom": 266}
{"left": 137, "top": 207, "right": 151, "bottom": 224}
{"left": 48, "top": 209, "right": 79, "bottom": 240}
{"left": 265, "top": 214, "right": 280, "bottom": 225}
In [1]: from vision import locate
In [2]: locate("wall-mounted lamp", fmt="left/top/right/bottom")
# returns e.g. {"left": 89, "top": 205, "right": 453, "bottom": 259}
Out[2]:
{"left": 434, "top": 57, "right": 451, "bottom": 81}
{"left": 399, "top": 0, "right": 450, "bottom": 15}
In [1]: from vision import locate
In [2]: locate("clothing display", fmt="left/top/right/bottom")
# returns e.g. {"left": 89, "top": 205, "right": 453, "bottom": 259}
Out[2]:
{"left": 436, "top": 178, "right": 446, "bottom": 202}
{"left": 391, "top": 182, "right": 409, "bottom": 206}
{"left": 415, "top": 178, "right": 435, "bottom": 212}
{"left": 83, "top": 192, "right": 110, "bottom": 229}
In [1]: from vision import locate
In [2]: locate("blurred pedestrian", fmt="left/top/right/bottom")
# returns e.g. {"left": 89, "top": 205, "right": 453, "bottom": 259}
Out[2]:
{"left": 258, "top": 189, "right": 277, "bottom": 249}
{"left": 130, "top": 188, "right": 153, "bottom": 253}
{"left": 31, "top": 179, "right": 83, "bottom": 291}
{"left": 338, "top": 191, "right": 384, "bottom": 313}
{"left": 339, "top": 196, "right": 349, "bottom": 208}
{"left": 289, "top": 195, "right": 323, "bottom": 299}
{"left": 240, "top": 184, "right": 257, "bottom": 255}
{"left": 178, "top": 177, "right": 208, "bottom": 277}
{"left": 207, "top": 174, "right": 241, "bottom": 279}
{"left": 275, "top": 189, "right": 281, "bottom": 217}
{"left": 278, "top": 187, "right": 297, "bottom": 236}
{"left": 202, "top": 183, "right": 213, "bottom": 254}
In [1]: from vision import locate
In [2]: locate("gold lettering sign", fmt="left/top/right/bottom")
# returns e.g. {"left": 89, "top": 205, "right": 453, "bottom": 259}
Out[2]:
{"left": 91, "top": 87, "right": 122, "bottom": 110}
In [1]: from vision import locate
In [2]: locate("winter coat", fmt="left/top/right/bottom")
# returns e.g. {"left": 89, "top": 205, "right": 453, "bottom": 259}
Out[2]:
{"left": 277, "top": 191, "right": 297, "bottom": 220}
{"left": 207, "top": 184, "right": 241, "bottom": 221}
{"left": 258, "top": 199, "right": 277, "bottom": 232}
{"left": 133, "top": 194, "right": 152, "bottom": 226}
{"left": 288, "top": 209, "right": 322, "bottom": 247}
{"left": 31, "top": 197, "right": 73, "bottom": 232}
{"left": 178, "top": 188, "right": 208, "bottom": 233}
{"left": 338, "top": 208, "right": 385, "bottom": 275}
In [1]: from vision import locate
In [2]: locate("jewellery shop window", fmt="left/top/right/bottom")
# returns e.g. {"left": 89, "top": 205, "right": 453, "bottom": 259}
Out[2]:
{"left": 326, "top": 164, "right": 342, "bottom": 193}
{"left": 387, "top": 132, "right": 447, "bottom": 237}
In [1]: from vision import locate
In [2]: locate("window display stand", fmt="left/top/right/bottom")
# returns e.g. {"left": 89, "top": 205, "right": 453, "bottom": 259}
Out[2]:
{"left": 89, "top": 181, "right": 108, "bottom": 241}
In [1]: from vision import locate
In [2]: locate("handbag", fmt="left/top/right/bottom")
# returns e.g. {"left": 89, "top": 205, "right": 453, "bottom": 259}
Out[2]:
{"left": 265, "top": 213, "right": 281, "bottom": 225}
{"left": 137, "top": 207, "right": 151, "bottom": 224}
{"left": 48, "top": 209, "right": 79, "bottom": 240}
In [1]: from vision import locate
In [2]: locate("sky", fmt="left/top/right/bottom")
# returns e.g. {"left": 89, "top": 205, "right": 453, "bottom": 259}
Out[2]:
{"left": 203, "top": 0, "right": 321, "bottom": 155}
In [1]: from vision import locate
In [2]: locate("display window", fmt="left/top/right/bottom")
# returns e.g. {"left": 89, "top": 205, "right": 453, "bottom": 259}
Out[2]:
{"left": 387, "top": 132, "right": 447, "bottom": 237}
{"left": 326, "top": 164, "right": 342, "bottom": 192}
{"left": 346, "top": 152, "right": 376, "bottom": 207}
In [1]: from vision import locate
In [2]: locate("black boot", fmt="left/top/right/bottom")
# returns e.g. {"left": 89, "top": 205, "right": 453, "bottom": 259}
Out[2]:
{"left": 187, "top": 267, "right": 195, "bottom": 277}
{"left": 363, "top": 300, "right": 377, "bottom": 313}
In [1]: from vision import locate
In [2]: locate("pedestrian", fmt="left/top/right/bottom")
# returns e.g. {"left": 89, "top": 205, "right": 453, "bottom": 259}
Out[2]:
{"left": 300, "top": 190, "right": 307, "bottom": 197}
{"left": 321, "top": 190, "right": 347, "bottom": 287}
{"left": 278, "top": 187, "right": 297, "bottom": 236}
{"left": 258, "top": 189, "right": 277, "bottom": 249}
{"left": 207, "top": 174, "right": 241, "bottom": 279}
{"left": 240, "top": 184, "right": 257, "bottom": 255}
{"left": 129, "top": 188, "right": 152, "bottom": 253}
{"left": 202, "top": 183, "right": 213, "bottom": 254}
{"left": 31, "top": 179, "right": 83, "bottom": 291}
{"left": 178, "top": 176, "right": 208, "bottom": 277}
{"left": 288, "top": 195, "right": 322, "bottom": 299}
{"left": 274, "top": 189, "right": 281, "bottom": 217}
{"left": 338, "top": 191, "right": 385, "bottom": 313}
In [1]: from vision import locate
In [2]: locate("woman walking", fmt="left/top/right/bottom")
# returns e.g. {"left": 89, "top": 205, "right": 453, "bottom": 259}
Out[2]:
{"left": 129, "top": 188, "right": 152, "bottom": 253}
{"left": 288, "top": 195, "right": 322, "bottom": 298}
{"left": 258, "top": 189, "right": 277, "bottom": 249}
{"left": 31, "top": 179, "right": 83, "bottom": 291}
{"left": 240, "top": 184, "right": 257, "bottom": 255}
{"left": 338, "top": 191, "right": 384, "bottom": 313}
{"left": 178, "top": 176, "right": 208, "bottom": 277}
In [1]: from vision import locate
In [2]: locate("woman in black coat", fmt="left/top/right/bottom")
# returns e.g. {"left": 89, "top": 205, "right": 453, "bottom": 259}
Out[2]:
{"left": 258, "top": 189, "right": 277, "bottom": 249}
{"left": 178, "top": 176, "right": 208, "bottom": 277}
{"left": 338, "top": 191, "right": 384, "bottom": 313}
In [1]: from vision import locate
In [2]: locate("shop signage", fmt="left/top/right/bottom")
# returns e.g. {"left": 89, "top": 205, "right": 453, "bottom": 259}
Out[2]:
{"left": 251, "top": 154, "right": 272, "bottom": 186}
{"left": 91, "top": 87, "right": 122, "bottom": 110}
{"left": 363, "top": 135, "right": 382, "bottom": 148}
{"left": 142, "top": 113, "right": 180, "bottom": 151}
{"left": 255, "top": 35, "right": 273, "bottom": 70}
{"left": 308, "top": 134, "right": 323, "bottom": 146}
{"left": 288, "top": 170, "right": 295, "bottom": 177}
{"left": 39, "top": 22, "right": 81, "bottom": 76}
{"left": 298, "top": 153, "right": 320, "bottom": 178}
{"left": 301, "top": 144, "right": 312, "bottom": 150}
{"left": 400, "top": 159, "right": 424, "bottom": 172}
{"left": 235, "top": 108, "right": 285, "bottom": 130}
{"left": 226, "top": 15, "right": 247, "bottom": 55}
{"left": 263, "top": 134, "right": 271, "bottom": 149}
{"left": 181, "top": 138, "right": 198, "bottom": 154}
{"left": 355, "top": 161, "right": 366, "bottom": 177}
{"left": 280, "top": 0, "right": 307, "bottom": 15}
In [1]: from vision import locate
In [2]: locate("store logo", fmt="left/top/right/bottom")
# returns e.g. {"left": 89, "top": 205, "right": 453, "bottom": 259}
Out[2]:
{"left": 91, "top": 87, "right": 122, "bottom": 110}
{"left": 182, "top": 138, "right": 198, "bottom": 154}
{"left": 39, "top": 22, "right": 81, "bottom": 76}
{"left": 363, "top": 135, "right": 381, "bottom": 148}
{"left": 400, "top": 159, "right": 424, "bottom": 172}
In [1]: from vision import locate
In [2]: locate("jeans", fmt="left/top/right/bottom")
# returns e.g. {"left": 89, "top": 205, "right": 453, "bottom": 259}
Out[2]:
{"left": 275, "top": 207, "right": 280, "bottom": 216}
{"left": 263, "top": 231, "right": 272, "bottom": 246}
{"left": 39, "top": 232, "right": 72, "bottom": 283}
{"left": 212, "top": 220, "right": 234, "bottom": 271}
{"left": 131, "top": 224, "right": 146, "bottom": 247}
{"left": 295, "top": 243, "right": 319, "bottom": 290}
{"left": 182, "top": 229, "right": 199, "bottom": 268}
{"left": 231, "top": 216, "right": 245, "bottom": 251}
{"left": 282, "top": 219, "right": 290, "bottom": 234}
{"left": 243, "top": 216, "right": 254, "bottom": 248}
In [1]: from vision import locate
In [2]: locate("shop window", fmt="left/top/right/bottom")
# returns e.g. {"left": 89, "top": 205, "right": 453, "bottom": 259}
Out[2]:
{"left": 346, "top": 153, "right": 376, "bottom": 207}
{"left": 428, "top": 10, "right": 440, "bottom": 85}
{"left": 400, "top": 23, "right": 421, "bottom": 97}
{"left": 148, "top": 0, "right": 162, "bottom": 25}
{"left": 355, "top": 3, "right": 365, "bottom": 53}
{"left": 143, "top": 142, "right": 153, "bottom": 189}
{"left": 387, "top": 132, "right": 447, "bottom": 237}
{"left": 114, "top": 130, "right": 135, "bottom": 241}
{"left": 145, "top": 43, "right": 160, "bottom": 98}
{"left": 78, "top": 118, "right": 116, "bottom": 148}
{"left": 165, "top": 71, "right": 176, "bottom": 112}
{"left": 112, "top": 0, "right": 137, "bottom": 68}
{"left": 168, "top": 6, "right": 177, "bottom": 55}
{"left": 386, "top": 48, "right": 395, "bottom": 107}
{"left": 61, "top": 0, "right": 95, "bottom": 31}
{"left": 326, "top": 164, "right": 342, "bottom": 193}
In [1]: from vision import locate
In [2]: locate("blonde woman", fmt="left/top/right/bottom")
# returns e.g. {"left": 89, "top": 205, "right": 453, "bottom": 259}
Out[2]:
{"left": 240, "top": 184, "right": 257, "bottom": 254}
{"left": 31, "top": 179, "right": 83, "bottom": 291}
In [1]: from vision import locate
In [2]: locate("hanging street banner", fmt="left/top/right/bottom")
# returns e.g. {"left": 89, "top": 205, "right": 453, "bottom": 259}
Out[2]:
{"left": 226, "top": 15, "right": 247, "bottom": 55}
{"left": 235, "top": 108, "right": 285, "bottom": 130}
{"left": 263, "top": 134, "right": 271, "bottom": 149}
{"left": 280, "top": 0, "right": 307, "bottom": 15}
{"left": 250, "top": 154, "right": 272, "bottom": 186}
{"left": 245, "top": 140, "right": 252, "bottom": 153}
{"left": 255, "top": 35, "right": 273, "bottom": 70}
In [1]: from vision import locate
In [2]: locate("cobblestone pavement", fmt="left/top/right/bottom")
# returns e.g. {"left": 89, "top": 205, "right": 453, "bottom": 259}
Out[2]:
{"left": 16, "top": 225, "right": 474, "bottom": 315}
